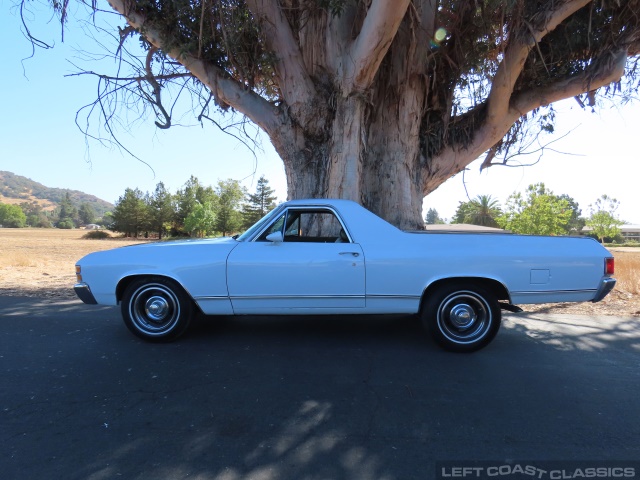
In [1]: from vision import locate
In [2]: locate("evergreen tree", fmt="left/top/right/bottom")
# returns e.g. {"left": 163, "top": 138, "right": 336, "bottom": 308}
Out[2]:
{"left": 78, "top": 203, "right": 96, "bottom": 225}
{"left": 148, "top": 182, "right": 175, "bottom": 239}
{"left": 424, "top": 208, "right": 444, "bottom": 225}
{"left": 56, "top": 192, "right": 78, "bottom": 228}
{"left": 111, "top": 188, "right": 149, "bottom": 237}
{"left": 242, "top": 176, "right": 277, "bottom": 228}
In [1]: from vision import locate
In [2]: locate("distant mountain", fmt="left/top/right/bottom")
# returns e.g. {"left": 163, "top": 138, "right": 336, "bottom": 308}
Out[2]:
{"left": 0, "top": 171, "right": 114, "bottom": 218}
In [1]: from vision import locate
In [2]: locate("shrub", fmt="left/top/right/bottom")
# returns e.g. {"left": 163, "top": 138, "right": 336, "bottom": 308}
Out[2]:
{"left": 82, "top": 230, "right": 111, "bottom": 240}
{"left": 57, "top": 219, "right": 75, "bottom": 229}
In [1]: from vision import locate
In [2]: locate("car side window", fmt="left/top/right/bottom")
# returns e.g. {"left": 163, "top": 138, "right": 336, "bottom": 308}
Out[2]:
{"left": 284, "top": 210, "right": 348, "bottom": 243}
{"left": 255, "top": 208, "right": 349, "bottom": 243}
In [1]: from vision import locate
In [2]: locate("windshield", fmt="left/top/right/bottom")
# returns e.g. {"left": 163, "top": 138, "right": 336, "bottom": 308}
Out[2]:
{"left": 235, "top": 205, "right": 285, "bottom": 242}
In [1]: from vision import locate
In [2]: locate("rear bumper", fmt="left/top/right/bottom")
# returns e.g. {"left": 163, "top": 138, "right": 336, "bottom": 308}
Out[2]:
{"left": 74, "top": 283, "right": 98, "bottom": 305}
{"left": 591, "top": 277, "right": 616, "bottom": 303}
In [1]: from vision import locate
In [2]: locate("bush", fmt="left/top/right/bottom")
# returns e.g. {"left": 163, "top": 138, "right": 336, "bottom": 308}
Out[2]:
{"left": 82, "top": 230, "right": 111, "bottom": 239}
{"left": 57, "top": 219, "right": 75, "bottom": 229}
{"left": 0, "top": 203, "right": 27, "bottom": 228}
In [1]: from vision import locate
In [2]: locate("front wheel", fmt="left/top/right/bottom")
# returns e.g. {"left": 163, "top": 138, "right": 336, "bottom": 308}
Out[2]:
{"left": 121, "top": 277, "right": 193, "bottom": 342}
{"left": 422, "top": 284, "right": 501, "bottom": 352}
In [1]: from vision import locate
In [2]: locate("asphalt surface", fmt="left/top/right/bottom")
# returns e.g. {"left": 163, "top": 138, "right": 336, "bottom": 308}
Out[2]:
{"left": 1, "top": 295, "right": 639, "bottom": 480}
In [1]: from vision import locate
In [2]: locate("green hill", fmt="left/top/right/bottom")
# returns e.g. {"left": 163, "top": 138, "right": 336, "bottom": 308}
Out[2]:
{"left": 0, "top": 171, "right": 114, "bottom": 218}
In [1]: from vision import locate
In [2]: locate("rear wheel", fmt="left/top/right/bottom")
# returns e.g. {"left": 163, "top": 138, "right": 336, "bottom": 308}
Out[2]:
{"left": 121, "top": 277, "right": 193, "bottom": 341}
{"left": 422, "top": 284, "right": 501, "bottom": 352}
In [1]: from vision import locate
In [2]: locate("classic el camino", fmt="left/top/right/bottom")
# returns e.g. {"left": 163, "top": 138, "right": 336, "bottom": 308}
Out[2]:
{"left": 75, "top": 199, "right": 616, "bottom": 352}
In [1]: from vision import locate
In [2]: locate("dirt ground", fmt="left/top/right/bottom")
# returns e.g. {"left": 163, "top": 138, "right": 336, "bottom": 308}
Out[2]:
{"left": 0, "top": 228, "right": 143, "bottom": 300}
{"left": 1, "top": 228, "right": 639, "bottom": 316}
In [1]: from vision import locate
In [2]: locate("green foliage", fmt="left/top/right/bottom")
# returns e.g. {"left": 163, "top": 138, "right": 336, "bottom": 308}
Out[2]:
{"left": 20, "top": 201, "right": 53, "bottom": 227}
{"left": 105, "top": 175, "right": 274, "bottom": 238}
{"left": 557, "top": 194, "right": 585, "bottom": 235}
{"left": 147, "top": 182, "right": 175, "bottom": 239}
{"left": 111, "top": 188, "right": 149, "bottom": 237}
{"left": 27, "top": 214, "right": 52, "bottom": 228}
{"left": 586, "top": 194, "right": 625, "bottom": 243}
{"left": 0, "top": 203, "right": 27, "bottom": 228}
{"left": 56, "top": 192, "right": 78, "bottom": 228}
{"left": 497, "top": 183, "right": 572, "bottom": 235}
{"left": 242, "top": 176, "right": 277, "bottom": 229}
{"left": 174, "top": 176, "right": 213, "bottom": 232}
{"left": 424, "top": 208, "right": 444, "bottom": 225}
{"left": 215, "top": 179, "right": 246, "bottom": 236}
{"left": 82, "top": 230, "right": 111, "bottom": 239}
{"left": 184, "top": 202, "right": 216, "bottom": 238}
{"left": 451, "top": 195, "right": 501, "bottom": 227}
{"left": 78, "top": 203, "right": 96, "bottom": 225}
{"left": 57, "top": 218, "right": 75, "bottom": 229}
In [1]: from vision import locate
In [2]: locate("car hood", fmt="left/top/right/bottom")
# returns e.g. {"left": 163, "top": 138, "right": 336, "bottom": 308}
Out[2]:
{"left": 77, "top": 236, "right": 239, "bottom": 266}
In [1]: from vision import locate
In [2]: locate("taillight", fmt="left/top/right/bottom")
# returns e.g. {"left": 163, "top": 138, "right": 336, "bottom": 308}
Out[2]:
{"left": 605, "top": 258, "right": 615, "bottom": 275}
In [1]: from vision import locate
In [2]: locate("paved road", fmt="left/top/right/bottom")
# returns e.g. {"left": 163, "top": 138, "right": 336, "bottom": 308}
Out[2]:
{"left": 1, "top": 296, "right": 639, "bottom": 480}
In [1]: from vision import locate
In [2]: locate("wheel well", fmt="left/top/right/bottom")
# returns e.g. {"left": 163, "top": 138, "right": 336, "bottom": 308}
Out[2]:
{"left": 116, "top": 275, "right": 196, "bottom": 308}
{"left": 419, "top": 277, "right": 510, "bottom": 313}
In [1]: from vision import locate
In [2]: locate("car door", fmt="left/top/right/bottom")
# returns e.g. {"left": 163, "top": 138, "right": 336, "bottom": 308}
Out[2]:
{"left": 226, "top": 208, "right": 365, "bottom": 313}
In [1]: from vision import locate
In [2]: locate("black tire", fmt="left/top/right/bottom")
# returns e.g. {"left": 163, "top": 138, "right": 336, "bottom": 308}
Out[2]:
{"left": 121, "top": 277, "right": 193, "bottom": 342}
{"left": 422, "top": 283, "right": 501, "bottom": 352}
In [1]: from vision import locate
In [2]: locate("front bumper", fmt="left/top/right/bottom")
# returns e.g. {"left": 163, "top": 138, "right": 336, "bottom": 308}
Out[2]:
{"left": 74, "top": 283, "right": 98, "bottom": 305}
{"left": 591, "top": 277, "right": 616, "bottom": 303}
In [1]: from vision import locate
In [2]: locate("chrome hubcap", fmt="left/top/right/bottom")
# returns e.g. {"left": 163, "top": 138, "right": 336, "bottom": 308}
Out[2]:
{"left": 450, "top": 304, "right": 476, "bottom": 330}
{"left": 145, "top": 296, "right": 170, "bottom": 322}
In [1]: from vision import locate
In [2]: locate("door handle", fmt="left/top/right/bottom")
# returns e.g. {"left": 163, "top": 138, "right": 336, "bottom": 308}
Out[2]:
{"left": 339, "top": 252, "right": 360, "bottom": 257}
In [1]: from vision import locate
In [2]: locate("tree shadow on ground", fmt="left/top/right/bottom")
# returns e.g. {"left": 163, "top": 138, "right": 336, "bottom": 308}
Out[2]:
{"left": 1, "top": 297, "right": 640, "bottom": 479}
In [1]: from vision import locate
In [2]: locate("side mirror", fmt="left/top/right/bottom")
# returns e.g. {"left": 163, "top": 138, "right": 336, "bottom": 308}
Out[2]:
{"left": 266, "top": 231, "right": 284, "bottom": 244}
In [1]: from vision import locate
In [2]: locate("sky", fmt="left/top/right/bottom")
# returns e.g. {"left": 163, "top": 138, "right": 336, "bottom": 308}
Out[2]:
{"left": 1, "top": 1, "right": 639, "bottom": 224}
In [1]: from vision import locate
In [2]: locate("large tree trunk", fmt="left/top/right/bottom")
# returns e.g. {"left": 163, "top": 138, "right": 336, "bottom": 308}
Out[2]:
{"left": 273, "top": 2, "right": 430, "bottom": 231}
{"left": 273, "top": 85, "right": 426, "bottom": 231}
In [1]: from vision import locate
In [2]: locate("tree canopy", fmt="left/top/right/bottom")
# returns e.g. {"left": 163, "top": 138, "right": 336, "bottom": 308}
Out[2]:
{"left": 19, "top": 0, "right": 640, "bottom": 228}
{"left": 587, "top": 194, "right": 625, "bottom": 242}
{"left": 497, "top": 183, "right": 573, "bottom": 235}
{"left": 0, "top": 203, "right": 27, "bottom": 228}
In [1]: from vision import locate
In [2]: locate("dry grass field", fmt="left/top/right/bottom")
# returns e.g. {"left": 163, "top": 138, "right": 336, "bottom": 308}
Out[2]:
{"left": 0, "top": 228, "right": 144, "bottom": 298}
{"left": 1, "top": 228, "right": 638, "bottom": 315}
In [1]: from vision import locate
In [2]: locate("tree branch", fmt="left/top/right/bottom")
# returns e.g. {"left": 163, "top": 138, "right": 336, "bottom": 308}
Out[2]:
{"left": 486, "top": 0, "right": 591, "bottom": 124}
{"left": 106, "top": 0, "right": 283, "bottom": 139}
{"left": 512, "top": 49, "right": 628, "bottom": 115}
{"left": 343, "top": 0, "right": 411, "bottom": 92}
{"left": 425, "top": 48, "right": 628, "bottom": 195}
{"left": 245, "top": 0, "right": 325, "bottom": 135}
